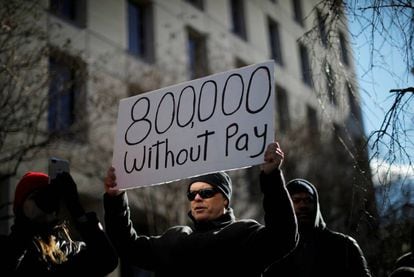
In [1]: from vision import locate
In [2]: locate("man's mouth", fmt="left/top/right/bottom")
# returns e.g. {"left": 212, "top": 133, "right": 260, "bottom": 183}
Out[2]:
{"left": 194, "top": 206, "right": 206, "bottom": 212}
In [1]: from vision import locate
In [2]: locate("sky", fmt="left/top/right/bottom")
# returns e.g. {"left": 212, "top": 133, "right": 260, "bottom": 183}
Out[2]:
{"left": 352, "top": 36, "right": 413, "bottom": 142}
{"left": 348, "top": 9, "right": 414, "bottom": 186}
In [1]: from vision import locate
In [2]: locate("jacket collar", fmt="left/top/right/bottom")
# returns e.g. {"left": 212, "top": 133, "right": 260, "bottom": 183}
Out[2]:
{"left": 188, "top": 208, "right": 235, "bottom": 232}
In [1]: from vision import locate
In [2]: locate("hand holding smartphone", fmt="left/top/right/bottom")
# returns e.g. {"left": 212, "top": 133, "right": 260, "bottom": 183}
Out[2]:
{"left": 48, "top": 157, "right": 70, "bottom": 182}
{"left": 48, "top": 157, "right": 85, "bottom": 217}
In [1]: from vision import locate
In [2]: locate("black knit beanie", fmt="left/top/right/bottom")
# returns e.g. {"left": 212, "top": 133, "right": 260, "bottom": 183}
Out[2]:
{"left": 286, "top": 178, "right": 316, "bottom": 198}
{"left": 188, "top": 172, "right": 232, "bottom": 204}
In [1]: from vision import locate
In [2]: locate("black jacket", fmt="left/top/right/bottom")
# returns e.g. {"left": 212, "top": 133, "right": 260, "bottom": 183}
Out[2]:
{"left": 264, "top": 179, "right": 371, "bottom": 277}
{"left": 1, "top": 212, "right": 118, "bottom": 277}
{"left": 104, "top": 169, "right": 298, "bottom": 277}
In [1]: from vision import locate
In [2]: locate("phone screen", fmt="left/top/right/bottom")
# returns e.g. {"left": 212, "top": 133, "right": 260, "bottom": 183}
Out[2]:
{"left": 48, "top": 157, "right": 70, "bottom": 181}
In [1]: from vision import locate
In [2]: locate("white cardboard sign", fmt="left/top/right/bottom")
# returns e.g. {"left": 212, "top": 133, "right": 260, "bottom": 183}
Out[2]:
{"left": 112, "top": 61, "right": 275, "bottom": 189}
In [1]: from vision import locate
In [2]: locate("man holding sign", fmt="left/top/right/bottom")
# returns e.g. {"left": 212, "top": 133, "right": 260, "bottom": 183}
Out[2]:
{"left": 103, "top": 142, "right": 298, "bottom": 277}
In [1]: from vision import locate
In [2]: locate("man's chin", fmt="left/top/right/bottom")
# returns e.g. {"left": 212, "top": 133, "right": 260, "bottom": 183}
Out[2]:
{"left": 297, "top": 216, "right": 313, "bottom": 226}
{"left": 193, "top": 213, "right": 209, "bottom": 222}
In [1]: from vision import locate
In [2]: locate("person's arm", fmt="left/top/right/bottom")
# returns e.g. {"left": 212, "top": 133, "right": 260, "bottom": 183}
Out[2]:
{"left": 53, "top": 173, "right": 119, "bottom": 275}
{"left": 258, "top": 142, "right": 298, "bottom": 265}
{"left": 346, "top": 236, "right": 372, "bottom": 277}
{"left": 55, "top": 172, "right": 85, "bottom": 218}
{"left": 103, "top": 167, "right": 159, "bottom": 271}
{"left": 104, "top": 166, "right": 123, "bottom": 197}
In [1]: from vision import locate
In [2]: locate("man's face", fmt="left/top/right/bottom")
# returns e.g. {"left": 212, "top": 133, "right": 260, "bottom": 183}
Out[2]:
{"left": 188, "top": 182, "right": 228, "bottom": 222}
{"left": 291, "top": 191, "right": 316, "bottom": 227}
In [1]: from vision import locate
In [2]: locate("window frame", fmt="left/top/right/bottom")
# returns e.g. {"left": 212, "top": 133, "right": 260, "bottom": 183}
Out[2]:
{"left": 48, "top": 49, "right": 87, "bottom": 142}
{"left": 298, "top": 42, "right": 313, "bottom": 87}
{"left": 275, "top": 85, "right": 290, "bottom": 133}
{"left": 268, "top": 17, "right": 284, "bottom": 66}
{"left": 127, "top": 0, "right": 155, "bottom": 63}
{"left": 49, "top": 0, "right": 87, "bottom": 28}
{"left": 187, "top": 27, "right": 209, "bottom": 79}
{"left": 292, "top": 0, "right": 304, "bottom": 27}
{"left": 230, "top": 0, "right": 247, "bottom": 41}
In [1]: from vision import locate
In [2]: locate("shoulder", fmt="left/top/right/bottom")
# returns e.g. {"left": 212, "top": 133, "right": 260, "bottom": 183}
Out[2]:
{"left": 164, "top": 225, "right": 193, "bottom": 235}
{"left": 236, "top": 218, "right": 260, "bottom": 225}
{"left": 323, "top": 228, "right": 353, "bottom": 240}
{"left": 224, "top": 219, "right": 262, "bottom": 231}
{"left": 390, "top": 266, "right": 414, "bottom": 277}
{"left": 320, "top": 229, "right": 361, "bottom": 248}
{"left": 395, "top": 252, "right": 414, "bottom": 268}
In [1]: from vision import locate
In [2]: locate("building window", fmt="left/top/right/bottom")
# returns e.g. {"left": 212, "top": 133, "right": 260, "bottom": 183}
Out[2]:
{"left": 185, "top": 0, "right": 204, "bottom": 10}
{"left": 339, "top": 31, "right": 350, "bottom": 66}
{"left": 128, "top": 0, "right": 154, "bottom": 63}
{"left": 187, "top": 27, "right": 209, "bottom": 79}
{"left": 324, "top": 62, "right": 337, "bottom": 105}
{"left": 317, "top": 9, "right": 328, "bottom": 47}
{"left": 292, "top": 0, "right": 304, "bottom": 26}
{"left": 230, "top": 0, "right": 247, "bottom": 40}
{"left": 298, "top": 42, "right": 313, "bottom": 87}
{"left": 128, "top": 83, "right": 145, "bottom": 97}
{"left": 48, "top": 51, "right": 87, "bottom": 141}
{"left": 235, "top": 57, "right": 248, "bottom": 68}
{"left": 268, "top": 17, "right": 283, "bottom": 66}
{"left": 307, "top": 105, "right": 319, "bottom": 138}
{"left": 275, "top": 85, "right": 290, "bottom": 133}
{"left": 50, "top": 0, "right": 86, "bottom": 28}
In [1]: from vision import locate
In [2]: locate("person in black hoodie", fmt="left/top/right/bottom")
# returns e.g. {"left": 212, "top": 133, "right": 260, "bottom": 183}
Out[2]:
{"left": 0, "top": 171, "right": 118, "bottom": 276}
{"left": 264, "top": 178, "right": 371, "bottom": 277}
{"left": 389, "top": 226, "right": 414, "bottom": 276}
{"left": 103, "top": 142, "right": 298, "bottom": 277}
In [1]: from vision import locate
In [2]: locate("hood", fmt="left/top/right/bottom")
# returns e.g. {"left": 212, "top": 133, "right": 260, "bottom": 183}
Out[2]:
{"left": 286, "top": 178, "right": 326, "bottom": 231}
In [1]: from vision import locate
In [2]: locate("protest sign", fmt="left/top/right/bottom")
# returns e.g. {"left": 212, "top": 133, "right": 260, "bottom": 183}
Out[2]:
{"left": 112, "top": 60, "right": 275, "bottom": 189}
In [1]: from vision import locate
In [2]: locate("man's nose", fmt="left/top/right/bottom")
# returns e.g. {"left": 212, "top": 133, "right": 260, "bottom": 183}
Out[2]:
{"left": 194, "top": 193, "right": 203, "bottom": 200}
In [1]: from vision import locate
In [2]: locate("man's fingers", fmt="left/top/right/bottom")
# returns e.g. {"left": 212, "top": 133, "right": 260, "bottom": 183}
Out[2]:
{"left": 105, "top": 167, "right": 117, "bottom": 188}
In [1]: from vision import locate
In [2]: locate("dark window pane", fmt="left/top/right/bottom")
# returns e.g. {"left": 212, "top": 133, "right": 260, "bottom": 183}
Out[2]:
{"left": 128, "top": 1, "right": 154, "bottom": 62}
{"left": 185, "top": 0, "right": 204, "bottom": 10}
{"left": 48, "top": 57, "right": 75, "bottom": 133}
{"left": 235, "top": 57, "right": 248, "bottom": 68}
{"left": 128, "top": 2, "right": 144, "bottom": 56}
{"left": 230, "top": 0, "right": 247, "bottom": 40}
{"left": 51, "top": 0, "right": 75, "bottom": 20}
{"left": 50, "top": 0, "right": 86, "bottom": 28}
{"left": 292, "top": 0, "right": 304, "bottom": 26}
{"left": 276, "top": 85, "right": 290, "bottom": 133}
{"left": 299, "top": 43, "right": 313, "bottom": 87}
{"left": 48, "top": 51, "right": 87, "bottom": 142}
{"left": 187, "top": 28, "right": 208, "bottom": 79}
{"left": 268, "top": 18, "right": 283, "bottom": 66}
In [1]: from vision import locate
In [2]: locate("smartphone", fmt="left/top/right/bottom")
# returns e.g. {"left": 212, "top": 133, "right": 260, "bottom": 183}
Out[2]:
{"left": 48, "top": 157, "right": 70, "bottom": 182}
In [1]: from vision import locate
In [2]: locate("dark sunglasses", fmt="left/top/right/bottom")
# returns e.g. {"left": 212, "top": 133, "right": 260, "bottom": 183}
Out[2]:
{"left": 187, "top": 188, "right": 219, "bottom": 201}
